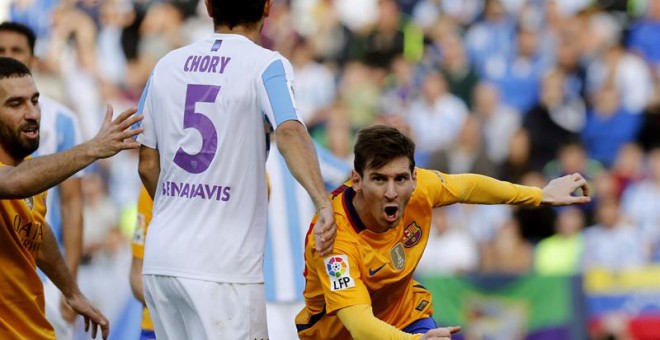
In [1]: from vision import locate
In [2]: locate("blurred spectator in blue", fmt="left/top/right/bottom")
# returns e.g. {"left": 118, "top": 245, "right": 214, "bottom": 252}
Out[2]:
{"left": 481, "top": 24, "right": 549, "bottom": 114}
{"left": 586, "top": 33, "right": 653, "bottom": 113}
{"left": 535, "top": 207, "right": 586, "bottom": 275}
{"left": 621, "top": 147, "right": 660, "bottom": 261}
{"left": 10, "top": 0, "right": 59, "bottom": 55}
{"left": 473, "top": 82, "right": 521, "bottom": 166}
{"left": 465, "top": 0, "right": 516, "bottom": 69}
{"left": 581, "top": 84, "right": 642, "bottom": 168}
{"left": 627, "top": 0, "right": 660, "bottom": 72}
{"left": 412, "top": 0, "right": 482, "bottom": 31}
{"left": 583, "top": 197, "right": 646, "bottom": 271}
{"left": 523, "top": 69, "right": 584, "bottom": 171}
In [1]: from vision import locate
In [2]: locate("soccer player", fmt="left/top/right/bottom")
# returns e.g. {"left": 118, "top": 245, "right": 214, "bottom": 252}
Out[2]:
{"left": 0, "top": 58, "right": 143, "bottom": 200}
{"left": 0, "top": 21, "right": 84, "bottom": 339}
{"left": 0, "top": 57, "right": 142, "bottom": 340}
{"left": 129, "top": 186, "right": 155, "bottom": 340}
{"left": 296, "top": 125, "right": 591, "bottom": 340}
{"left": 136, "top": 0, "right": 336, "bottom": 338}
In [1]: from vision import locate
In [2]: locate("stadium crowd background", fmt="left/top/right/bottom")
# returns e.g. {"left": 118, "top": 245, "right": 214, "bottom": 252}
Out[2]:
{"left": 2, "top": 0, "right": 660, "bottom": 339}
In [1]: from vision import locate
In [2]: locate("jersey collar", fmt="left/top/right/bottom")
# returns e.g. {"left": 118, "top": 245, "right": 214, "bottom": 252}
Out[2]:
{"left": 342, "top": 187, "right": 367, "bottom": 233}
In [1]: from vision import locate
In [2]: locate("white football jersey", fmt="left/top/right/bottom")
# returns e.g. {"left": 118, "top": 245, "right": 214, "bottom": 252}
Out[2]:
{"left": 33, "top": 96, "right": 84, "bottom": 248}
{"left": 138, "top": 33, "right": 302, "bottom": 283}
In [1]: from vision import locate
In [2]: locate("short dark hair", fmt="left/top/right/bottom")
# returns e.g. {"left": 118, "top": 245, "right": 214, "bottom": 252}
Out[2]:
{"left": 0, "top": 57, "right": 32, "bottom": 80}
{"left": 0, "top": 22, "right": 36, "bottom": 56}
{"left": 354, "top": 125, "right": 416, "bottom": 176}
{"left": 209, "top": 0, "right": 268, "bottom": 29}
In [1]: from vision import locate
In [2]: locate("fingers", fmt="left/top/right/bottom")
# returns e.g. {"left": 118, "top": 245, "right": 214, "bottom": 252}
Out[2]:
{"left": 114, "top": 109, "right": 141, "bottom": 131}
{"left": 314, "top": 221, "right": 336, "bottom": 256}
{"left": 121, "top": 127, "right": 144, "bottom": 140}
{"left": 84, "top": 315, "right": 90, "bottom": 333}
{"left": 448, "top": 326, "right": 462, "bottom": 334}
{"left": 103, "top": 104, "right": 114, "bottom": 125}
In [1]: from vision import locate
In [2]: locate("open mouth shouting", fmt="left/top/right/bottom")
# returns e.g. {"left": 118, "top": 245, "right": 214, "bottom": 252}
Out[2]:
{"left": 384, "top": 205, "right": 399, "bottom": 224}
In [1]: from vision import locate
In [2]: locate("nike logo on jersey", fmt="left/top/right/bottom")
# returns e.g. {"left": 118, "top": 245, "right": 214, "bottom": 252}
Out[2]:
{"left": 369, "top": 263, "right": 387, "bottom": 276}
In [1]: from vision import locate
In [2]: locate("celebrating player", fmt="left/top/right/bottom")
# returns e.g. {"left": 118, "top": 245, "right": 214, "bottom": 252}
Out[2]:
{"left": 296, "top": 125, "right": 591, "bottom": 339}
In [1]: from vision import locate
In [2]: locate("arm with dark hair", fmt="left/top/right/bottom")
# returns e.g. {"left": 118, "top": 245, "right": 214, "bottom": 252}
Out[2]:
{"left": 0, "top": 106, "right": 142, "bottom": 199}
{"left": 276, "top": 120, "right": 336, "bottom": 255}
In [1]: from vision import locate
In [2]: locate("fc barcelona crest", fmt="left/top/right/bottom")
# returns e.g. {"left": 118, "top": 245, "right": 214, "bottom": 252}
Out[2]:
{"left": 402, "top": 222, "right": 422, "bottom": 248}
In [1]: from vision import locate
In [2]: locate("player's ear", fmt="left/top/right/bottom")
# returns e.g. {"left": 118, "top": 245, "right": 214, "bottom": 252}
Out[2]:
{"left": 351, "top": 170, "right": 361, "bottom": 192}
{"left": 264, "top": 0, "right": 272, "bottom": 18}
{"left": 412, "top": 168, "right": 417, "bottom": 190}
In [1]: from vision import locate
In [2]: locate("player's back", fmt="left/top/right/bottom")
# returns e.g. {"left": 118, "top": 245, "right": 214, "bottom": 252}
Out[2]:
{"left": 140, "top": 33, "right": 289, "bottom": 283}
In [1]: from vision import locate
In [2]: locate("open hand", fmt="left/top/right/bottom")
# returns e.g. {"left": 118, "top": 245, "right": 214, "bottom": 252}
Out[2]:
{"left": 65, "top": 292, "right": 110, "bottom": 339}
{"left": 89, "top": 105, "right": 143, "bottom": 159}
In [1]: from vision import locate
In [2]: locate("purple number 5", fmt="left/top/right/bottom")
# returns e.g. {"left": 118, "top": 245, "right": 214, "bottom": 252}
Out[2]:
{"left": 173, "top": 84, "right": 221, "bottom": 174}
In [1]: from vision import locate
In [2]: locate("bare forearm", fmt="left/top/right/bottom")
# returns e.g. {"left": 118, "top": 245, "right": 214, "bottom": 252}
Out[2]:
{"left": 37, "top": 224, "right": 80, "bottom": 298}
{"left": 138, "top": 146, "right": 160, "bottom": 199}
{"left": 59, "top": 178, "right": 83, "bottom": 278}
{"left": 0, "top": 144, "right": 96, "bottom": 199}
{"left": 275, "top": 121, "right": 330, "bottom": 209}
{"left": 129, "top": 257, "right": 145, "bottom": 304}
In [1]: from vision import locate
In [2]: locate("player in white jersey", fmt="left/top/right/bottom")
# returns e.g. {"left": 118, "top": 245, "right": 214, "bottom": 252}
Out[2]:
{"left": 265, "top": 141, "right": 350, "bottom": 339}
{"left": 136, "top": 1, "right": 336, "bottom": 339}
{"left": 0, "top": 22, "right": 84, "bottom": 340}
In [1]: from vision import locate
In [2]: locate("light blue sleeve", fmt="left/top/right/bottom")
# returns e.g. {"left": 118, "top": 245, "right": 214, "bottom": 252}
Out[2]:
{"left": 261, "top": 59, "right": 299, "bottom": 126}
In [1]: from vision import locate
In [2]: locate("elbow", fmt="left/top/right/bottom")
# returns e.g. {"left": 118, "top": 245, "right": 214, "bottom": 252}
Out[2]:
{"left": 275, "top": 120, "right": 305, "bottom": 139}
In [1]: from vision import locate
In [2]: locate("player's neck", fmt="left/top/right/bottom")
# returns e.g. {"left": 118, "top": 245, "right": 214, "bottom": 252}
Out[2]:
{"left": 352, "top": 192, "right": 388, "bottom": 233}
{"left": 215, "top": 23, "right": 262, "bottom": 43}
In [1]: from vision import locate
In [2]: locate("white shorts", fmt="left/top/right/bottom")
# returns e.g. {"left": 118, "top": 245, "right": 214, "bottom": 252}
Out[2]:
{"left": 143, "top": 275, "right": 268, "bottom": 340}
{"left": 44, "top": 279, "right": 74, "bottom": 340}
{"left": 266, "top": 301, "right": 305, "bottom": 340}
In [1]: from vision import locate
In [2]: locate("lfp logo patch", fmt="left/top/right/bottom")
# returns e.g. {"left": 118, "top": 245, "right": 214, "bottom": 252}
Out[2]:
{"left": 324, "top": 255, "right": 355, "bottom": 291}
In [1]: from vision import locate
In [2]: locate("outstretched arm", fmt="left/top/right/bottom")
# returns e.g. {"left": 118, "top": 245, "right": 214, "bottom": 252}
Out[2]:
{"left": 0, "top": 106, "right": 142, "bottom": 199}
{"left": 276, "top": 120, "right": 335, "bottom": 255}
{"left": 441, "top": 172, "right": 590, "bottom": 207}
{"left": 37, "top": 224, "right": 110, "bottom": 339}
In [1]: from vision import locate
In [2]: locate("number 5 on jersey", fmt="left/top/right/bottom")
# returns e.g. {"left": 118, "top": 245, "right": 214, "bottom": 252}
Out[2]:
{"left": 174, "top": 84, "right": 221, "bottom": 174}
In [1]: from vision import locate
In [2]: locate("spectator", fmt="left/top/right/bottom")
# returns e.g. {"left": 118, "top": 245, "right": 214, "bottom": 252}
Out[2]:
{"left": 581, "top": 84, "right": 642, "bottom": 168}
{"left": 583, "top": 198, "right": 646, "bottom": 271}
{"left": 535, "top": 207, "right": 586, "bottom": 275}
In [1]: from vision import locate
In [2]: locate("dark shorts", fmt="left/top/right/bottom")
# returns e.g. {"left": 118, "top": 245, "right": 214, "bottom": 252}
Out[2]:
{"left": 403, "top": 316, "right": 438, "bottom": 334}
{"left": 140, "top": 329, "right": 156, "bottom": 340}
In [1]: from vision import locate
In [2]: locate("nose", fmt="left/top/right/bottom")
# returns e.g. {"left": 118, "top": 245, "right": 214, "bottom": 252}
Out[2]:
{"left": 25, "top": 101, "right": 39, "bottom": 120}
{"left": 384, "top": 181, "right": 397, "bottom": 200}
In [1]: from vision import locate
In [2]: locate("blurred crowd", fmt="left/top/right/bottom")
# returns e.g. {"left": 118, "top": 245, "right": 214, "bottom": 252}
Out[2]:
{"left": 4, "top": 0, "right": 660, "bottom": 306}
